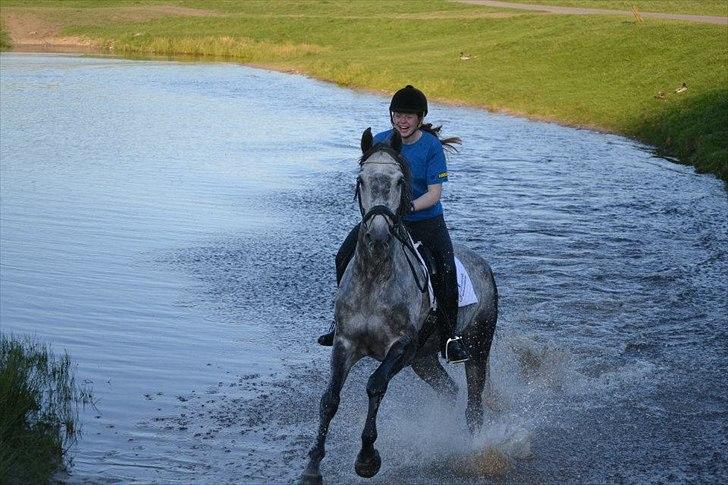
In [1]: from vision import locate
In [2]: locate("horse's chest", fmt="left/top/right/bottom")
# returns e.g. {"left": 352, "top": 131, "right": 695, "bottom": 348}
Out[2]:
{"left": 335, "top": 272, "right": 426, "bottom": 349}
{"left": 339, "top": 294, "right": 416, "bottom": 336}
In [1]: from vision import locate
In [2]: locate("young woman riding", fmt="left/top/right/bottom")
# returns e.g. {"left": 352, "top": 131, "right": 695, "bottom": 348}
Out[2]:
{"left": 318, "top": 85, "right": 470, "bottom": 364}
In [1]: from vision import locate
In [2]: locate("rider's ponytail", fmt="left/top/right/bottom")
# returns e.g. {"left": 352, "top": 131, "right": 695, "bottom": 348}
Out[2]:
{"left": 419, "top": 123, "right": 461, "bottom": 152}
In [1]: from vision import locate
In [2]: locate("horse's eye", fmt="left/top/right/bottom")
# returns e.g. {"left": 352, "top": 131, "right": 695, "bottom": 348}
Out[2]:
{"left": 396, "top": 178, "right": 404, "bottom": 186}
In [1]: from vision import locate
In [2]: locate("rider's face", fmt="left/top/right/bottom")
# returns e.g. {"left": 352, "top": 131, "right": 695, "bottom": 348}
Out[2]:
{"left": 392, "top": 112, "right": 420, "bottom": 139}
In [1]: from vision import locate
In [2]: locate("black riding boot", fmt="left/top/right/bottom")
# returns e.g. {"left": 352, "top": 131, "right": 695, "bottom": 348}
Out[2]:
{"left": 318, "top": 331, "right": 334, "bottom": 346}
{"left": 316, "top": 262, "right": 345, "bottom": 347}
{"left": 437, "top": 267, "right": 469, "bottom": 363}
{"left": 440, "top": 307, "right": 470, "bottom": 363}
{"left": 318, "top": 225, "right": 359, "bottom": 347}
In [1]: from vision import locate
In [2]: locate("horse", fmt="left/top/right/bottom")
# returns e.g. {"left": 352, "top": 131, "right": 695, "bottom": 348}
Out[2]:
{"left": 301, "top": 128, "right": 498, "bottom": 484}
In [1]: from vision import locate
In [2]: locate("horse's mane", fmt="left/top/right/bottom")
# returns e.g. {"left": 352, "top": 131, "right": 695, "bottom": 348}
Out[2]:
{"left": 358, "top": 142, "right": 413, "bottom": 219}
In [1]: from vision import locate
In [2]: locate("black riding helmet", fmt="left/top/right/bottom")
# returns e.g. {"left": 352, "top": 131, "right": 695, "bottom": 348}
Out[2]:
{"left": 389, "top": 85, "right": 428, "bottom": 117}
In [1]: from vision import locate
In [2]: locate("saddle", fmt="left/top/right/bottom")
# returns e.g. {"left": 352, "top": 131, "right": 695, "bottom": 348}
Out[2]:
{"left": 413, "top": 242, "right": 438, "bottom": 296}
{"left": 409, "top": 238, "right": 478, "bottom": 343}
{"left": 413, "top": 242, "right": 436, "bottom": 277}
{"left": 409, "top": 241, "right": 447, "bottom": 350}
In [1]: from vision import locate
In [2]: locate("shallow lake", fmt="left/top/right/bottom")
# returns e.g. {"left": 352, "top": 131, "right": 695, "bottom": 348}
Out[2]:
{"left": 1, "top": 53, "right": 726, "bottom": 483}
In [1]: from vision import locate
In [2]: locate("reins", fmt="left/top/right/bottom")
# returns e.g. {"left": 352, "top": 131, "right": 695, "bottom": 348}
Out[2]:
{"left": 393, "top": 225, "right": 430, "bottom": 294}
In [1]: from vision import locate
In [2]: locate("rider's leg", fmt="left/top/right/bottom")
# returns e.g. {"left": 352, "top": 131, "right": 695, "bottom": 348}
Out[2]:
{"left": 405, "top": 215, "right": 469, "bottom": 363}
{"left": 335, "top": 223, "right": 361, "bottom": 286}
{"left": 318, "top": 223, "right": 360, "bottom": 346}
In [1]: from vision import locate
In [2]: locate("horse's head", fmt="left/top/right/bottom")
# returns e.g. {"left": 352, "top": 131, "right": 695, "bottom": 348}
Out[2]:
{"left": 356, "top": 128, "right": 412, "bottom": 254}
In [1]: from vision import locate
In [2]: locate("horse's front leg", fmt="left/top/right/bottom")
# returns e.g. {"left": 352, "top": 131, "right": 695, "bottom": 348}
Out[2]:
{"left": 355, "top": 336, "right": 414, "bottom": 478}
{"left": 302, "top": 339, "right": 358, "bottom": 485}
{"left": 465, "top": 349, "right": 489, "bottom": 434}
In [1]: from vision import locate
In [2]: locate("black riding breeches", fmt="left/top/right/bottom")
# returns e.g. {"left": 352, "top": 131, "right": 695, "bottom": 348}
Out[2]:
{"left": 335, "top": 214, "right": 459, "bottom": 335}
{"left": 335, "top": 223, "right": 360, "bottom": 285}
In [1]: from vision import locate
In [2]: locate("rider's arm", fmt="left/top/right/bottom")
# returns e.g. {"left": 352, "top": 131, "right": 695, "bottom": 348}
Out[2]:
{"left": 411, "top": 183, "right": 442, "bottom": 212}
{"left": 412, "top": 137, "right": 448, "bottom": 213}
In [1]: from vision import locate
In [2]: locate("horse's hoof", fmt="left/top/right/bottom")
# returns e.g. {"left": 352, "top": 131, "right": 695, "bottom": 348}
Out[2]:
{"left": 300, "top": 471, "right": 323, "bottom": 485}
{"left": 354, "top": 448, "right": 381, "bottom": 478}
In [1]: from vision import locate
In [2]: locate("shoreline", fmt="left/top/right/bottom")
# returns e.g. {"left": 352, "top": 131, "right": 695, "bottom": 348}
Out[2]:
{"left": 2, "top": 1, "right": 724, "bottom": 185}
{"left": 4, "top": 44, "right": 642, "bottom": 147}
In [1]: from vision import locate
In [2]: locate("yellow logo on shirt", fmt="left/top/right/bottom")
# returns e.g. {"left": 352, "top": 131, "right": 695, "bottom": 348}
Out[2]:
{"left": 438, "top": 172, "right": 448, "bottom": 179}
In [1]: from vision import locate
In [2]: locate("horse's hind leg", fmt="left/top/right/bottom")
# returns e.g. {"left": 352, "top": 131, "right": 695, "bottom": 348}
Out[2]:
{"left": 464, "top": 351, "right": 488, "bottom": 435}
{"left": 411, "top": 353, "right": 458, "bottom": 402}
{"left": 302, "top": 340, "right": 357, "bottom": 484}
{"left": 355, "top": 336, "right": 414, "bottom": 478}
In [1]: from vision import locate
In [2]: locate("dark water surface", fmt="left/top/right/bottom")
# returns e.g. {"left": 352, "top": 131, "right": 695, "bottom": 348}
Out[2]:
{"left": 1, "top": 53, "right": 726, "bottom": 484}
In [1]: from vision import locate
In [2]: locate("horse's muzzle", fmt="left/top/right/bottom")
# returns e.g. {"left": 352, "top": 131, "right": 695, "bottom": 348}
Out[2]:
{"left": 364, "top": 219, "right": 392, "bottom": 253}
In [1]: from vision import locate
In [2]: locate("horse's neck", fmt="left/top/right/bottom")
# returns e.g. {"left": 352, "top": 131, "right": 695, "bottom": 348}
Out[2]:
{"left": 352, "top": 247, "right": 393, "bottom": 284}
{"left": 352, "top": 239, "right": 415, "bottom": 289}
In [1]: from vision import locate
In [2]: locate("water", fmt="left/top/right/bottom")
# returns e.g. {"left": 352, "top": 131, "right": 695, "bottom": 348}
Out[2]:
{"left": 1, "top": 53, "right": 726, "bottom": 484}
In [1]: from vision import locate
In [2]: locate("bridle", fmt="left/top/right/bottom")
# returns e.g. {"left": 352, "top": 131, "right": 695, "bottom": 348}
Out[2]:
{"left": 355, "top": 151, "right": 428, "bottom": 294}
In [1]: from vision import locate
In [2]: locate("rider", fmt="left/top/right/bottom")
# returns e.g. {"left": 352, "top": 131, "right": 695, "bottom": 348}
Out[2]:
{"left": 318, "top": 85, "right": 470, "bottom": 364}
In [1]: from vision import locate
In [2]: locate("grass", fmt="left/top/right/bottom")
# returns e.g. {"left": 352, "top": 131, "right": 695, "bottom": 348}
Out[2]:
{"left": 0, "top": 0, "right": 726, "bottom": 182}
{"left": 0, "top": 334, "right": 92, "bottom": 484}
{"left": 0, "top": 24, "right": 10, "bottom": 51}
{"left": 483, "top": 0, "right": 728, "bottom": 17}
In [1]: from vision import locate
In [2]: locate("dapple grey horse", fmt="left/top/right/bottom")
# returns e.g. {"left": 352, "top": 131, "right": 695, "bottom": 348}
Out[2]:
{"left": 302, "top": 128, "right": 498, "bottom": 483}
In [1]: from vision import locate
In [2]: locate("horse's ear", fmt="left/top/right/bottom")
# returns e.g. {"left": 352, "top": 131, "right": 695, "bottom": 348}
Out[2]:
{"left": 361, "top": 127, "right": 373, "bottom": 154}
{"left": 390, "top": 130, "right": 402, "bottom": 153}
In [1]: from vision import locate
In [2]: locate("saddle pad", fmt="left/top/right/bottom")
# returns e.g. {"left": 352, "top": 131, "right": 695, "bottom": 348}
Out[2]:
{"left": 455, "top": 257, "right": 479, "bottom": 308}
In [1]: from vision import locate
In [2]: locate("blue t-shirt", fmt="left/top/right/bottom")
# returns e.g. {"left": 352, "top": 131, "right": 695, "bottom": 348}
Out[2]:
{"left": 373, "top": 129, "right": 449, "bottom": 222}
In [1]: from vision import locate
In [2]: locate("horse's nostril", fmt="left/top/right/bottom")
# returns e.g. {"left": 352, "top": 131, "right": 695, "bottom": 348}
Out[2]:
{"left": 364, "top": 229, "right": 390, "bottom": 252}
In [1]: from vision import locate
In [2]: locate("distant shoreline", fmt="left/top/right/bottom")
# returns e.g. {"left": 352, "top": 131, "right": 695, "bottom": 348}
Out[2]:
{"left": 1, "top": 1, "right": 725, "bottom": 184}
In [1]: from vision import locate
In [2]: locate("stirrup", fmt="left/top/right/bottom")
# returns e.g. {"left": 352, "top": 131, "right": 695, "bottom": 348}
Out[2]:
{"left": 445, "top": 336, "right": 469, "bottom": 363}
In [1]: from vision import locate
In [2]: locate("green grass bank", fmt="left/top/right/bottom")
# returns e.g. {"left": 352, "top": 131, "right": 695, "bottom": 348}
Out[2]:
{"left": 1, "top": 0, "right": 726, "bottom": 182}
{"left": 0, "top": 25, "right": 10, "bottom": 51}
{"left": 0, "top": 334, "right": 92, "bottom": 483}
